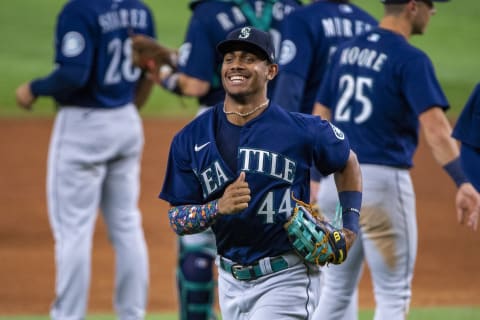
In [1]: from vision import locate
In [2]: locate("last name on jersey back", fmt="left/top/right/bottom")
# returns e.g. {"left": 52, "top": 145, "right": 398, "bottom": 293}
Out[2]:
{"left": 98, "top": 8, "right": 148, "bottom": 33}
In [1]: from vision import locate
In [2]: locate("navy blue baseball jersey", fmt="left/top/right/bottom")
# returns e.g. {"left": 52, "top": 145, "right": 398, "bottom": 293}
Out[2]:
{"left": 159, "top": 103, "right": 350, "bottom": 264}
{"left": 31, "top": 0, "right": 156, "bottom": 108}
{"left": 452, "top": 83, "right": 480, "bottom": 149}
{"left": 452, "top": 83, "right": 480, "bottom": 190}
{"left": 316, "top": 28, "right": 449, "bottom": 168}
{"left": 178, "top": 0, "right": 301, "bottom": 106}
{"left": 273, "top": 0, "right": 377, "bottom": 114}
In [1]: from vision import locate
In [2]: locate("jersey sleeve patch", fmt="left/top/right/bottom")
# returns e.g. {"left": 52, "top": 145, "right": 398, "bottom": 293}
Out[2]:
{"left": 61, "top": 31, "right": 85, "bottom": 58}
{"left": 278, "top": 39, "right": 297, "bottom": 65}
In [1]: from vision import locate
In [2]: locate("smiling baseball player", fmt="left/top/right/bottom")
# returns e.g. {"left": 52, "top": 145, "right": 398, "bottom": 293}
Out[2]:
{"left": 159, "top": 26, "right": 363, "bottom": 319}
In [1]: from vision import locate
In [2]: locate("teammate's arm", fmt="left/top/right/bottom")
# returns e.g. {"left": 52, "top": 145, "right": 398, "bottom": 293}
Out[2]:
{"left": 15, "top": 64, "right": 89, "bottom": 110}
{"left": 312, "top": 102, "right": 332, "bottom": 119}
{"left": 420, "top": 107, "right": 480, "bottom": 230}
{"left": 148, "top": 64, "right": 210, "bottom": 97}
{"left": 134, "top": 73, "right": 154, "bottom": 108}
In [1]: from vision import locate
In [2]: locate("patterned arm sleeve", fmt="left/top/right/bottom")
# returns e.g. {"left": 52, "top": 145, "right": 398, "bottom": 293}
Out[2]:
{"left": 168, "top": 200, "right": 219, "bottom": 235}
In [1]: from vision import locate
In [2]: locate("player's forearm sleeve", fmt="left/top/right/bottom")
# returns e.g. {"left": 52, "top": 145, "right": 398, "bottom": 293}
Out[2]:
{"left": 168, "top": 200, "right": 219, "bottom": 235}
{"left": 30, "top": 64, "right": 89, "bottom": 97}
{"left": 339, "top": 191, "right": 362, "bottom": 234}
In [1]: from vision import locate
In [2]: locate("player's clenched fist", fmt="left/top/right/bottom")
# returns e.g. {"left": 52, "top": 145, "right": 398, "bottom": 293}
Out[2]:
{"left": 15, "top": 82, "right": 36, "bottom": 110}
{"left": 456, "top": 182, "right": 480, "bottom": 231}
{"left": 218, "top": 172, "right": 251, "bottom": 215}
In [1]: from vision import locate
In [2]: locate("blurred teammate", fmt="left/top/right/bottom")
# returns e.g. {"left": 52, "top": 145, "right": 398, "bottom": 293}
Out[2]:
{"left": 15, "top": 0, "right": 156, "bottom": 318}
{"left": 273, "top": 0, "right": 377, "bottom": 114}
{"left": 160, "top": 26, "right": 363, "bottom": 320}
{"left": 136, "top": 1, "right": 302, "bottom": 319}
{"left": 452, "top": 83, "right": 480, "bottom": 193}
{"left": 312, "top": 0, "right": 480, "bottom": 319}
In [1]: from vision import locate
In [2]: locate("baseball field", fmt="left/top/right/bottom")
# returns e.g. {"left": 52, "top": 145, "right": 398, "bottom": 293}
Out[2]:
{"left": 1, "top": 1, "right": 479, "bottom": 319}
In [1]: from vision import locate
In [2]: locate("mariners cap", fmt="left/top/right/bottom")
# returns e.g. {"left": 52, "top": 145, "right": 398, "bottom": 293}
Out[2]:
{"left": 380, "top": 0, "right": 449, "bottom": 4}
{"left": 217, "top": 26, "right": 275, "bottom": 63}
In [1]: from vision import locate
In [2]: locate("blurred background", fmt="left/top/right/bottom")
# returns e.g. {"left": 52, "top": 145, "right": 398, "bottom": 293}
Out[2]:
{"left": 0, "top": 1, "right": 479, "bottom": 319}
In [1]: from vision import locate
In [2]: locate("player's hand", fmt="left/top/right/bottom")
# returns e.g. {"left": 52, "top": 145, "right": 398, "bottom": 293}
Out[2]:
{"left": 218, "top": 172, "right": 251, "bottom": 215}
{"left": 456, "top": 182, "right": 480, "bottom": 231}
{"left": 15, "top": 82, "right": 36, "bottom": 111}
{"left": 145, "top": 63, "right": 173, "bottom": 85}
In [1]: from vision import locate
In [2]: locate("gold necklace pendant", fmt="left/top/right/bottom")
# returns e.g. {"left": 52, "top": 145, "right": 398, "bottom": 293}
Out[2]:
{"left": 223, "top": 100, "right": 269, "bottom": 117}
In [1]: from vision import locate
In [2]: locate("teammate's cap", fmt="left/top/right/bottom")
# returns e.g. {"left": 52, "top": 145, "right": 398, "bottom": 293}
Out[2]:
{"left": 217, "top": 26, "right": 275, "bottom": 63}
{"left": 380, "top": 0, "right": 449, "bottom": 4}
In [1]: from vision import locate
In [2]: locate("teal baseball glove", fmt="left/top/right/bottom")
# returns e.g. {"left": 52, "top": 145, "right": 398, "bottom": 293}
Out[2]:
{"left": 284, "top": 199, "right": 348, "bottom": 266}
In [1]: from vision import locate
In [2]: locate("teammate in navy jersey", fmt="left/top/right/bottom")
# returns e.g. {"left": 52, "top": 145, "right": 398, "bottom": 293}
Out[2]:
{"left": 159, "top": 26, "right": 363, "bottom": 319}
{"left": 157, "top": 0, "right": 301, "bottom": 110}
{"left": 272, "top": 6, "right": 376, "bottom": 315}
{"left": 15, "top": 0, "right": 156, "bottom": 318}
{"left": 453, "top": 83, "right": 480, "bottom": 192}
{"left": 273, "top": 0, "right": 377, "bottom": 115}
{"left": 144, "top": 1, "right": 301, "bottom": 319}
{"left": 312, "top": 1, "right": 480, "bottom": 319}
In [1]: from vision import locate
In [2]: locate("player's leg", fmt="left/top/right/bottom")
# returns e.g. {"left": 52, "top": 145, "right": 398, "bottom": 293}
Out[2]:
{"left": 177, "top": 231, "right": 217, "bottom": 320}
{"left": 100, "top": 105, "right": 148, "bottom": 319}
{"left": 47, "top": 108, "right": 106, "bottom": 319}
{"left": 313, "top": 232, "right": 364, "bottom": 320}
{"left": 312, "top": 175, "right": 362, "bottom": 320}
{"left": 361, "top": 165, "right": 417, "bottom": 320}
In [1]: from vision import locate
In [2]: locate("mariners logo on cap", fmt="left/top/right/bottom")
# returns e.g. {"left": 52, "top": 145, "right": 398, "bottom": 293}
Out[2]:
{"left": 239, "top": 27, "right": 251, "bottom": 39}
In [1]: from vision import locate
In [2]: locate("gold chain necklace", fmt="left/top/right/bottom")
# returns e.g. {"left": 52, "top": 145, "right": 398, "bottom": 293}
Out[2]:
{"left": 223, "top": 100, "right": 269, "bottom": 117}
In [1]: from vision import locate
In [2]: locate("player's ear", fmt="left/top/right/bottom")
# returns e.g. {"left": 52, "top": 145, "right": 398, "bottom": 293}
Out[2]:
{"left": 408, "top": 0, "right": 418, "bottom": 15}
{"left": 266, "top": 63, "right": 278, "bottom": 81}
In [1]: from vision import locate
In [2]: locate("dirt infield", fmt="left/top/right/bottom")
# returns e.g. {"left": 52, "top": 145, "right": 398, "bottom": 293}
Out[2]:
{"left": 0, "top": 118, "right": 479, "bottom": 314}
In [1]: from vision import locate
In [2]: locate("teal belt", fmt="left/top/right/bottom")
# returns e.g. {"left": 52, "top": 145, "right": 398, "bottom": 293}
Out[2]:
{"left": 219, "top": 256, "right": 289, "bottom": 281}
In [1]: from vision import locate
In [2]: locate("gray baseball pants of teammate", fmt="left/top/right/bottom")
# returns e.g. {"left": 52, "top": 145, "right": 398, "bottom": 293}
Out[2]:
{"left": 313, "top": 164, "right": 416, "bottom": 320}
{"left": 47, "top": 105, "right": 149, "bottom": 319}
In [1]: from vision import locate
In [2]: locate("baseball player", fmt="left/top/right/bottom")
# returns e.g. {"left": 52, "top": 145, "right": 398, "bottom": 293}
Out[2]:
{"left": 312, "top": 1, "right": 480, "bottom": 319}
{"left": 271, "top": 2, "right": 377, "bottom": 317}
{"left": 159, "top": 26, "right": 363, "bottom": 319}
{"left": 273, "top": 0, "right": 377, "bottom": 115}
{"left": 135, "top": 1, "right": 302, "bottom": 319}
{"left": 15, "top": 0, "right": 156, "bottom": 318}
{"left": 452, "top": 83, "right": 480, "bottom": 192}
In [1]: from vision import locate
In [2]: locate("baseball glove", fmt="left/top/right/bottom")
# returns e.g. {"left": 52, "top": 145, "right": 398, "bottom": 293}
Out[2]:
{"left": 131, "top": 34, "right": 178, "bottom": 71}
{"left": 284, "top": 197, "right": 348, "bottom": 266}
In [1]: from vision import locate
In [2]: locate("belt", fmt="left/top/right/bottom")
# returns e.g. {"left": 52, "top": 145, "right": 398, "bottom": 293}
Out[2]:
{"left": 219, "top": 256, "right": 290, "bottom": 281}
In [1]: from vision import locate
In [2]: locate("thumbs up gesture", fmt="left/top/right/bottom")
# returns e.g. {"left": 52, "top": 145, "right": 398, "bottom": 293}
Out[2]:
{"left": 218, "top": 172, "right": 251, "bottom": 215}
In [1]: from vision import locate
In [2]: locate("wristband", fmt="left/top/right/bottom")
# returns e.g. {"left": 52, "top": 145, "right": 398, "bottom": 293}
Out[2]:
{"left": 338, "top": 191, "right": 362, "bottom": 234}
{"left": 443, "top": 157, "right": 468, "bottom": 187}
{"left": 168, "top": 200, "right": 219, "bottom": 235}
{"left": 161, "top": 72, "right": 182, "bottom": 95}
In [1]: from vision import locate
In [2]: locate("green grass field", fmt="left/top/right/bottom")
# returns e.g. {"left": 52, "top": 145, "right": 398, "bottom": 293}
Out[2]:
{"left": 1, "top": 0, "right": 479, "bottom": 118}
{"left": 2, "top": 307, "right": 480, "bottom": 320}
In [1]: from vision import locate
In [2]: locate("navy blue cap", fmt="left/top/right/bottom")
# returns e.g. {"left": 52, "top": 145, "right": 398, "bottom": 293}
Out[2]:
{"left": 217, "top": 27, "right": 275, "bottom": 63}
{"left": 381, "top": 0, "right": 449, "bottom": 3}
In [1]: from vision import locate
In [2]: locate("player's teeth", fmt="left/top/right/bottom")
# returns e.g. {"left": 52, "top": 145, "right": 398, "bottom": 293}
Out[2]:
{"left": 230, "top": 76, "right": 245, "bottom": 81}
